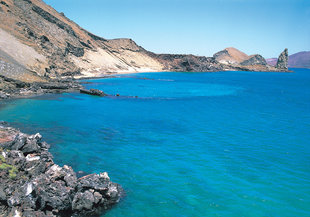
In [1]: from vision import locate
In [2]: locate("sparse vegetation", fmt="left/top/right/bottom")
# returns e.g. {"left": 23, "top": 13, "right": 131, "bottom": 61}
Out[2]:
{"left": 0, "top": 154, "right": 5, "bottom": 162}
{"left": 0, "top": 153, "right": 18, "bottom": 179}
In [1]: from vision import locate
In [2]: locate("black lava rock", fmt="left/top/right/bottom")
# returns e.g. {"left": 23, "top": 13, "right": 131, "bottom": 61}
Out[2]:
{"left": 0, "top": 124, "right": 123, "bottom": 216}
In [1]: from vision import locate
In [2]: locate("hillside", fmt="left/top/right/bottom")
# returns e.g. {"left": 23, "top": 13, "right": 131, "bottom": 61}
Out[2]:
{"left": 0, "top": 0, "right": 167, "bottom": 78}
{"left": 213, "top": 47, "right": 249, "bottom": 64}
{"left": 267, "top": 51, "right": 310, "bottom": 69}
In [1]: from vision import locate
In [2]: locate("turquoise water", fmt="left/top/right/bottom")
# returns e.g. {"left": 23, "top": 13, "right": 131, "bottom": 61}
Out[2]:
{"left": 1, "top": 69, "right": 310, "bottom": 216}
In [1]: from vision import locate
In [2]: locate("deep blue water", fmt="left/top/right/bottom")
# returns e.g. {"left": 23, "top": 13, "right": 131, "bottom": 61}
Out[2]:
{"left": 1, "top": 69, "right": 310, "bottom": 216}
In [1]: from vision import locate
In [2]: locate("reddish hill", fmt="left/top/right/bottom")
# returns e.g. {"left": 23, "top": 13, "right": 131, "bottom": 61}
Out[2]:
{"left": 213, "top": 47, "right": 249, "bottom": 64}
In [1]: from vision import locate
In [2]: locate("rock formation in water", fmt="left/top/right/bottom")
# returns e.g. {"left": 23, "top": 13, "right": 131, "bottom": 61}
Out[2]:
{"left": 0, "top": 123, "right": 123, "bottom": 216}
{"left": 276, "top": 48, "right": 289, "bottom": 70}
{"left": 80, "top": 88, "right": 108, "bottom": 97}
{"left": 267, "top": 51, "right": 309, "bottom": 69}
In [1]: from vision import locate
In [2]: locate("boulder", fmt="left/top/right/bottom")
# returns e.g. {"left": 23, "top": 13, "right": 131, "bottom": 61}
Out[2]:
{"left": 72, "top": 191, "right": 95, "bottom": 211}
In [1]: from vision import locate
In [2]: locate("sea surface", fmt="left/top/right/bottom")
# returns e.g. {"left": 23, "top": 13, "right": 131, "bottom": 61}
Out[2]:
{"left": 1, "top": 69, "right": 310, "bottom": 217}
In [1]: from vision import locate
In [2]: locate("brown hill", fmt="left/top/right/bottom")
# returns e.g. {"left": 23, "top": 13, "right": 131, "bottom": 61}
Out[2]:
{"left": 213, "top": 47, "right": 249, "bottom": 64}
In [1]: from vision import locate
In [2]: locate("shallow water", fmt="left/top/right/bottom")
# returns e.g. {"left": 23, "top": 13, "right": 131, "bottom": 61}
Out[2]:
{"left": 1, "top": 69, "right": 310, "bottom": 216}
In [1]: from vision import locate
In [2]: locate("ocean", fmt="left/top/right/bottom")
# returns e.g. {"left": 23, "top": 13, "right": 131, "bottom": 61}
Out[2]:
{"left": 0, "top": 69, "right": 309, "bottom": 216}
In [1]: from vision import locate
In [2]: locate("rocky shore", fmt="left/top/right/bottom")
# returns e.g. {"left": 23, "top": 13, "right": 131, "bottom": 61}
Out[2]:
{"left": 0, "top": 122, "right": 123, "bottom": 217}
{"left": 0, "top": 75, "right": 82, "bottom": 99}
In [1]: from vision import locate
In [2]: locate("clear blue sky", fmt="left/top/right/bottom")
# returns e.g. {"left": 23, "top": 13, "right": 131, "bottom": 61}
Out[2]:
{"left": 44, "top": 0, "right": 309, "bottom": 58}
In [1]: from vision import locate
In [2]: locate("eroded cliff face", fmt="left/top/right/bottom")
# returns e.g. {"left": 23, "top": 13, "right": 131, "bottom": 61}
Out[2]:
{"left": 0, "top": 0, "right": 290, "bottom": 83}
{"left": 0, "top": 0, "right": 165, "bottom": 79}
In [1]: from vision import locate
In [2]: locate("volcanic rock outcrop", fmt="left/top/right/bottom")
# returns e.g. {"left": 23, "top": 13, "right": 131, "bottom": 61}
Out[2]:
{"left": 276, "top": 48, "right": 289, "bottom": 70}
{"left": 240, "top": 54, "right": 267, "bottom": 66}
{"left": 0, "top": 123, "right": 123, "bottom": 216}
{"left": 80, "top": 88, "right": 108, "bottom": 97}
{"left": 0, "top": 75, "right": 82, "bottom": 99}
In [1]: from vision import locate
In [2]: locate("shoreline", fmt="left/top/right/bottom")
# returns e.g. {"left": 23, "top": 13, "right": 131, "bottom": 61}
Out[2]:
{"left": 74, "top": 67, "right": 294, "bottom": 80}
{"left": 0, "top": 69, "right": 295, "bottom": 101}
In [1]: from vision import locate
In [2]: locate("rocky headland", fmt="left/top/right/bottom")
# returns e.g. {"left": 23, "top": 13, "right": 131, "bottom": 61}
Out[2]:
{"left": 0, "top": 122, "right": 123, "bottom": 217}
{"left": 0, "top": 75, "right": 82, "bottom": 99}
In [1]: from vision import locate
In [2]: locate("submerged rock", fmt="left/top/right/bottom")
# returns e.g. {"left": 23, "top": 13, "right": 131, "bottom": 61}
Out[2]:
{"left": 0, "top": 124, "right": 123, "bottom": 216}
{"left": 276, "top": 48, "right": 289, "bottom": 70}
{"left": 80, "top": 88, "right": 108, "bottom": 97}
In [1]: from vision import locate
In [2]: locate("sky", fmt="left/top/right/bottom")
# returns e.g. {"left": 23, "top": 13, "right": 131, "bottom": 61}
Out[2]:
{"left": 44, "top": 0, "right": 310, "bottom": 58}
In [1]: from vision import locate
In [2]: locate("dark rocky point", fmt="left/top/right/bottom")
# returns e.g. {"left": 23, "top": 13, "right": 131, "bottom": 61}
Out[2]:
{"left": 0, "top": 123, "right": 123, "bottom": 216}
{"left": 0, "top": 75, "right": 82, "bottom": 99}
